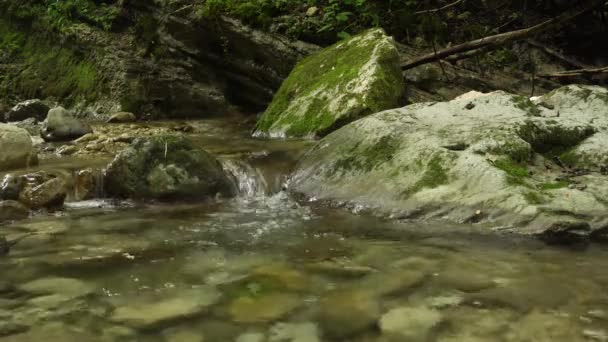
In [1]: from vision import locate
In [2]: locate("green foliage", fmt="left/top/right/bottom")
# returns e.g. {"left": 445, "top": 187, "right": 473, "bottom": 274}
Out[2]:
{"left": 0, "top": 19, "right": 100, "bottom": 103}
{"left": 194, "top": 0, "right": 427, "bottom": 42}
{"left": 2, "top": 0, "right": 121, "bottom": 33}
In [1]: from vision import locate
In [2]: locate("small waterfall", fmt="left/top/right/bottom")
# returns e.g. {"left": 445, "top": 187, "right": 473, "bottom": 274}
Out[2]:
{"left": 71, "top": 167, "right": 106, "bottom": 201}
{"left": 222, "top": 159, "right": 269, "bottom": 197}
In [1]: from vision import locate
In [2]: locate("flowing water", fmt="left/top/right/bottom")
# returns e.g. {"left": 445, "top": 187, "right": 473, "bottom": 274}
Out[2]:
{"left": 1, "top": 118, "right": 608, "bottom": 342}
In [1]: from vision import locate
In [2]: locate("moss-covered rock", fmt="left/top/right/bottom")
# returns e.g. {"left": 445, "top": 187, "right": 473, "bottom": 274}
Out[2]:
{"left": 104, "top": 135, "right": 234, "bottom": 200}
{"left": 289, "top": 85, "right": 608, "bottom": 238}
{"left": 254, "top": 28, "right": 404, "bottom": 138}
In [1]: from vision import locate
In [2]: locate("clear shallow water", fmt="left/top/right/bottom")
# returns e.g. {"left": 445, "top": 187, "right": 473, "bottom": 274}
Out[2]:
{"left": 1, "top": 119, "right": 608, "bottom": 341}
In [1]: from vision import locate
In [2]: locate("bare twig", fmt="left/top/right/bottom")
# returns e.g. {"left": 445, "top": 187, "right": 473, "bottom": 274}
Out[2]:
{"left": 538, "top": 66, "right": 608, "bottom": 78}
{"left": 415, "top": 0, "right": 465, "bottom": 14}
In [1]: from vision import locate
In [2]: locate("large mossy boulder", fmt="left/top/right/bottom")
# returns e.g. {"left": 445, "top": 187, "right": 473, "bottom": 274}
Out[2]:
{"left": 0, "top": 123, "right": 37, "bottom": 171}
{"left": 289, "top": 85, "right": 608, "bottom": 240}
{"left": 104, "top": 135, "right": 234, "bottom": 200}
{"left": 254, "top": 28, "right": 404, "bottom": 138}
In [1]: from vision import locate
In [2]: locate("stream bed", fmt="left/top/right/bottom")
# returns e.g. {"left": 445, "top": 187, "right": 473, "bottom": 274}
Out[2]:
{"left": 1, "top": 118, "right": 608, "bottom": 342}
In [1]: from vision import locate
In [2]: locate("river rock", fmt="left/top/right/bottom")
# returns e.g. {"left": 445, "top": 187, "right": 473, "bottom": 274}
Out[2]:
{"left": 289, "top": 85, "right": 608, "bottom": 238}
{"left": 0, "top": 123, "right": 37, "bottom": 171}
{"left": 13, "top": 117, "right": 41, "bottom": 136}
{"left": 111, "top": 287, "right": 221, "bottom": 330}
{"left": 4, "top": 99, "right": 49, "bottom": 122}
{"left": 107, "top": 112, "right": 137, "bottom": 123}
{"left": 317, "top": 289, "right": 380, "bottom": 338}
{"left": 229, "top": 293, "right": 300, "bottom": 323}
{"left": 269, "top": 322, "right": 321, "bottom": 342}
{"left": 40, "top": 107, "right": 92, "bottom": 142}
{"left": 19, "top": 277, "right": 94, "bottom": 299}
{"left": 379, "top": 306, "right": 442, "bottom": 341}
{"left": 104, "top": 135, "right": 234, "bottom": 200}
{"left": 18, "top": 175, "right": 68, "bottom": 209}
{"left": 0, "top": 200, "right": 29, "bottom": 222}
{"left": 254, "top": 28, "right": 404, "bottom": 138}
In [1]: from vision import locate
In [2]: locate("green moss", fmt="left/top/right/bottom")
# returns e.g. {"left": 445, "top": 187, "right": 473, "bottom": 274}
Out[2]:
{"left": 523, "top": 191, "right": 544, "bottom": 205}
{"left": 401, "top": 154, "right": 450, "bottom": 197}
{"left": 485, "top": 138, "right": 531, "bottom": 163}
{"left": 492, "top": 157, "right": 529, "bottom": 186}
{"left": 513, "top": 96, "right": 541, "bottom": 116}
{"left": 255, "top": 28, "right": 403, "bottom": 137}
{"left": 0, "top": 19, "right": 101, "bottom": 104}
{"left": 539, "top": 181, "right": 570, "bottom": 190}
{"left": 334, "top": 136, "right": 399, "bottom": 173}
{"left": 516, "top": 120, "right": 595, "bottom": 153}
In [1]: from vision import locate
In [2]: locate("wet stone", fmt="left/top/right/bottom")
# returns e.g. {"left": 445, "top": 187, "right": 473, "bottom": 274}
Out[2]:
{"left": 360, "top": 270, "right": 427, "bottom": 296}
{"left": 433, "top": 270, "right": 496, "bottom": 292}
{"left": 269, "top": 322, "right": 321, "bottom": 342}
{"left": 163, "top": 328, "right": 205, "bottom": 342}
{"left": 305, "top": 260, "right": 375, "bottom": 278}
{"left": 229, "top": 293, "right": 300, "bottom": 323}
{"left": 19, "top": 277, "right": 94, "bottom": 299}
{"left": 467, "top": 278, "right": 572, "bottom": 312}
{"left": 0, "top": 322, "right": 29, "bottom": 337}
{"left": 379, "top": 306, "right": 442, "bottom": 341}
{"left": 0, "top": 200, "right": 29, "bottom": 223}
{"left": 236, "top": 332, "right": 265, "bottom": 342}
{"left": 318, "top": 289, "right": 381, "bottom": 338}
{"left": 110, "top": 287, "right": 221, "bottom": 330}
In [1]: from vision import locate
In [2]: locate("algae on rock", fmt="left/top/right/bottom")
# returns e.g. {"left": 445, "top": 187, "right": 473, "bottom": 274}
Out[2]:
{"left": 254, "top": 28, "right": 404, "bottom": 138}
{"left": 104, "top": 135, "right": 234, "bottom": 200}
{"left": 289, "top": 85, "right": 608, "bottom": 238}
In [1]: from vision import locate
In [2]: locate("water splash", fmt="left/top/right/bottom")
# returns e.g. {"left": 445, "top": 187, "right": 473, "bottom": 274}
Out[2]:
{"left": 222, "top": 159, "right": 269, "bottom": 198}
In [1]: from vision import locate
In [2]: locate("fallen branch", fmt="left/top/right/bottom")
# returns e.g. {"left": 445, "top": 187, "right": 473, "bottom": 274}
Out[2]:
{"left": 401, "top": 0, "right": 605, "bottom": 70}
{"left": 415, "top": 0, "right": 465, "bottom": 15}
{"left": 539, "top": 66, "right": 608, "bottom": 78}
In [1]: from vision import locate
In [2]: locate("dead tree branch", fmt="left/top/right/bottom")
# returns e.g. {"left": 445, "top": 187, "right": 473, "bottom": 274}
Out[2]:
{"left": 415, "top": 0, "right": 465, "bottom": 14}
{"left": 539, "top": 66, "right": 608, "bottom": 78}
{"left": 401, "top": 0, "right": 605, "bottom": 70}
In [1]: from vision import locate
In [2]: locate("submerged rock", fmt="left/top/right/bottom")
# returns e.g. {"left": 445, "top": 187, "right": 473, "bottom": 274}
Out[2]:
{"left": 379, "top": 306, "right": 442, "bottom": 341}
{"left": 4, "top": 99, "right": 49, "bottom": 122}
{"left": 41, "top": 107, "right": 92, "bottom": 142}
{"left": 0, "top": 123, "right": 37, "bottom": 171}
{"left": 317, "top": 289, "right": 380, "bottom": 338}
{"left": 289, "top": 85, "right": 608, "bottom": 238}
{"left": 110, "top": 288, "right": 221, "bottom": 330}
{"left": 228, "top": 293, "right": 300, "bottom": 323}
{"left": 19, "top": 277, "right": 94, "bottom": 299}
{"left": 104, "top": 135, "right": 234, "bottom": 200}
{"left": 0, "top": 200, "right": 29, "bottom": 223}
{"left": 269, "top": 322, "right": 321, "bottom": 342}
{"left": 255, "top": 28, "right": 404, "bottom": 138}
